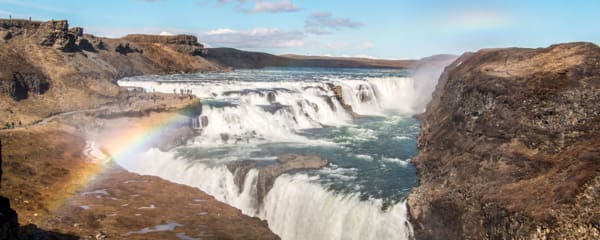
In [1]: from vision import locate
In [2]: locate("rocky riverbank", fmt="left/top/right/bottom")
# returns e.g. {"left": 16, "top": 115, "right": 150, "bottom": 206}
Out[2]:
{"left": 0, "top": 18, "right": 280, "bottom": 239}
{"left": 0, "top": 97, "right": 279, "bottom": 239}
{"left": 408, "top": 42, "right": 600, "bottom": 239}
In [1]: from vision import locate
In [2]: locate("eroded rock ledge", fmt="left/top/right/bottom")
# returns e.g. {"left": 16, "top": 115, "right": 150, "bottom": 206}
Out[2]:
{"left": 228, "top": 154, "right": 329, "bottom": 205}
{"left": 408, "top": 42, "right": 600, "bottom": 239}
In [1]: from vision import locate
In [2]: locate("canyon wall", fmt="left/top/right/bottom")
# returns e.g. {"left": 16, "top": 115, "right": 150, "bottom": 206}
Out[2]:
{"left": 408, "top": 42, "right": 600, "bottom": 239}
{"left": 0, "top": 19, "right": 221, "bottom": 125}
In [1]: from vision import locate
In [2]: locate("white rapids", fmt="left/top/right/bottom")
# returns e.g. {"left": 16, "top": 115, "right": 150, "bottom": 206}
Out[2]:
{"left": 113, "top": 66, "right": 451, "bottom": 240}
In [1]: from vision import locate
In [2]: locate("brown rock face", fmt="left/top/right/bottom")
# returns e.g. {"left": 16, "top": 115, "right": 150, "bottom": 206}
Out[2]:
{"left": 0, "top": 140, "right": 20, "bottom": 240}
{"left": 408, "top": 42, "right": 600, "bottom": 239}
{"left": 0, "top": 18, "right": 222, "bottom": 124}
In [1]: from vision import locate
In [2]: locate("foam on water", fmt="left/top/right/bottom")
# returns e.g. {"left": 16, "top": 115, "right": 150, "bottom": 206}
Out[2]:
{"left": 115, "top": 149, "right": 412, "bottom": 240}
{"left": 113, "top": 67, "right": 444, "bottom": 240}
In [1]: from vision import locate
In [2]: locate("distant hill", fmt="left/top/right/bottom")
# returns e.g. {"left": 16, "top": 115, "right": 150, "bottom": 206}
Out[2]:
{"left": 205, "top": 48, "right": 417, "bottom": 69}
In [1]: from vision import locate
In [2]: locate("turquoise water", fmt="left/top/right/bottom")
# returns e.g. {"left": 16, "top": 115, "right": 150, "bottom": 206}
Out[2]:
{"left": 118, "top": 67, "right": 422, "bottom": 239}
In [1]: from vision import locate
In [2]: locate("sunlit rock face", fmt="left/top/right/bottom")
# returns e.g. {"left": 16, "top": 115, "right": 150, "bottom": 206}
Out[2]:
{"left": 409, "top": 42, "right": 600, "bottom": 240}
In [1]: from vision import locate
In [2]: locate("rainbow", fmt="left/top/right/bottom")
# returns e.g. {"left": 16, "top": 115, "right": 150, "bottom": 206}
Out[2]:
{"left": 46, "top": 110, "right": 195, "bottom": 213}
{"left": 99, "top": 112, "right": 191, "bottom": 166}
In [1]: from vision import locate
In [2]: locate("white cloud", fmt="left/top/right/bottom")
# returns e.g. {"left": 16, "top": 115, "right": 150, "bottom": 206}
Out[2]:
{"left": 219, "top": 0, "right": 301, "bottom": 13}
{"left": 159, "top": 31, "right": 174, "bottom": 36}
{"left": 205, "top": 28, "right": 237, "bottom": 35}
{"left": 250, "top": 0, "right": 299, "bottom": 13}
{"left": 305, "top": 11, "right": 362, "bottom": 34}
{"left": 199, "top": 27, "right": 305, "bottom": 48}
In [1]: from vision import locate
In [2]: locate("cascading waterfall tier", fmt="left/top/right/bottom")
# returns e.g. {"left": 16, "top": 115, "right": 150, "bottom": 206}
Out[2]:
{"left": 116, "top": 68, "right": 429, "bottom": 240}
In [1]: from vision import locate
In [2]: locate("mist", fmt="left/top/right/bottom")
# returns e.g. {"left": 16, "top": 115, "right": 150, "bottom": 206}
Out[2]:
{"left": 410, "top": 55, "right": 458, "bottom": 113}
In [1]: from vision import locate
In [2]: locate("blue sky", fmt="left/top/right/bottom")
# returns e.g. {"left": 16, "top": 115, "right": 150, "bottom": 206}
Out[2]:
{"left": 1, "top": 0, "right": 599, "bottom": 59}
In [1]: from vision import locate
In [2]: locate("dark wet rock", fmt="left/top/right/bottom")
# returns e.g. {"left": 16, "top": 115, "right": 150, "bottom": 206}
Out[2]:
{"left": 259, "top": 103, "right": 291, "bottom": 114}
{"left": 228, "top": 154, "right": 329, "bottom": 206}
{"left": 0, "top": 140, "right": 20, "bottom": 240}
{"left": 267, "top": 92, "right": 276, "bottom": 103}
{"left": 322, "top": 96, "right": 337, "bottom": 111}
{"left": 201, "top": 116, "right": 209, "bottom": 127}
{"left": 357, "top": 84, "right": 373, "bottom": 102}
{"left": 327, "top": 83, "right": 360, "bottom": 117}
{"left": 220, "top": 133, "right": 230, "bottom": 143}
{"left": 408, "top": 42, "right": 600, "bottom": 239}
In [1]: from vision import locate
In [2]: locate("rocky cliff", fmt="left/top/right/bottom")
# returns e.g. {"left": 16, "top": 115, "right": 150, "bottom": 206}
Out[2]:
{"left": 0, "top": 140, "right": 20, "bottom": 240}
{"left": 408, "top": 42, "right": 600, "bottom": 239}
{"left": 0, "top": 19, "right": 221, "bottom": 125}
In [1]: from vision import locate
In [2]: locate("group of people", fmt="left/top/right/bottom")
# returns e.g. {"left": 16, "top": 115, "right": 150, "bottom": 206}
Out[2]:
{"left": 173, "top": 88, "right": 194, "bottom": 101}
{"left": 3, "top": 121, "right": 22, "bottom": 129}
{"left": 173, "top": 88, "right": 193, "bottom": 95}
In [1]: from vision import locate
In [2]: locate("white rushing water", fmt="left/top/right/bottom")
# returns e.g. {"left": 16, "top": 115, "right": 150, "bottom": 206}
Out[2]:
{"left": 112, "top": 67, "right": 450, "bottom": 240}
{"left": 116, "top": 149, "right": 413, "bottom": 240}
{"left": 120, "top": 76, "right": 423, "bottom": 144}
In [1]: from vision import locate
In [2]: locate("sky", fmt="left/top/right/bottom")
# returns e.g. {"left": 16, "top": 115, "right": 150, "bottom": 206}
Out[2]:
{"left": 1, "top": 0, "right": 599, "bottom": 59}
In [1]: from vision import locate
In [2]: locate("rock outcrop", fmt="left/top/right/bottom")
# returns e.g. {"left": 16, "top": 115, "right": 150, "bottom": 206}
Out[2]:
{"left": 408, "top": 42, "right": 600, "bottom": 239}
{"left": 0, "top": 18, "right": 221, "bottom": 125}
{"left": 228, "top": 154, "right": 329, "bottom": 205}
{"left": 326, "top": 83, "right": 358, "bottom": 117}
{"left": 124, "top": 34, "right": 208, "bottom": 56}
{"left": 0, "top": 140, "right": 20, "bottom": 240}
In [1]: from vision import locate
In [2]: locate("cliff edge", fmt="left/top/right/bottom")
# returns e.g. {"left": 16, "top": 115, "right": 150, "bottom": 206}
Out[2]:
{"left": 409, "top": 42, "right": 600, "bottom": 239}
{"left": 0, "top": 19, "right": 221, "bottom": 125}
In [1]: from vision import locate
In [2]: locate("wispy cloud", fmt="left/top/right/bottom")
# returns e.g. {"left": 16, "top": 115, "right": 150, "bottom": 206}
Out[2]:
{"left": 219, "top": 0, "right": 300, "bottom": 13}
{"left": 305, "top": 11, "right": 362, "bottom": 34}
{"left": 200, "top": 27, "right": 305, "bottom": 48}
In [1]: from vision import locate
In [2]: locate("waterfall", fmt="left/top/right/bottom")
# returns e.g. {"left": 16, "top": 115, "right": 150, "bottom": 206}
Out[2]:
{"left": 119, "top": 76, "right": 424, "bottom": 145}
{"left": 115, "top": 69, "right": 426, "bottom": 240}
{"left": 115, "top": 149, "right": 413, "bottom": 240}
